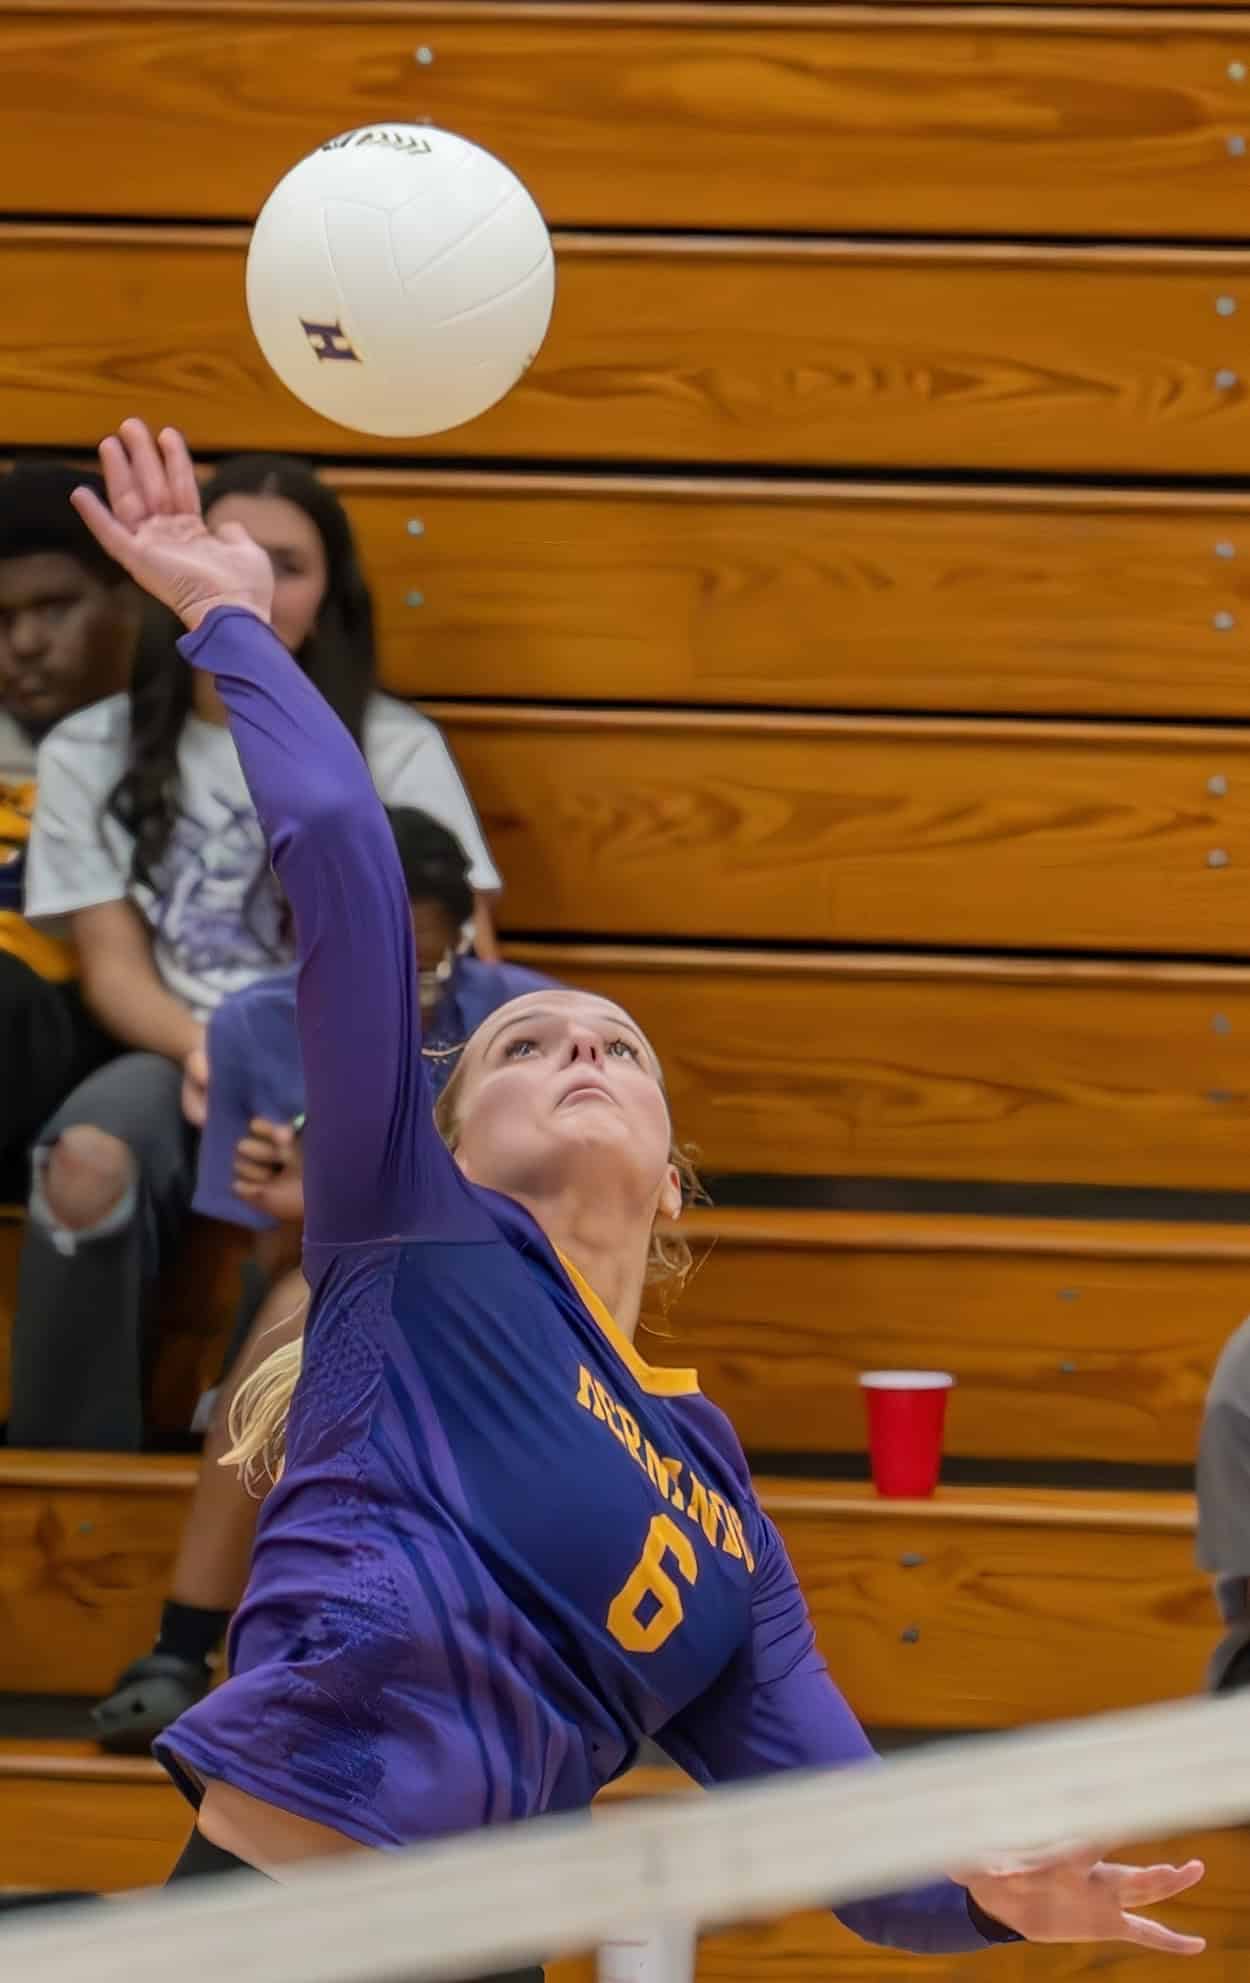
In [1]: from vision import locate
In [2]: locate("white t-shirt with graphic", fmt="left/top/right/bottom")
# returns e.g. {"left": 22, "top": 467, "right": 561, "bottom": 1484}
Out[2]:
{"left": 25, "top": 692, "right": 500, "bottom": 1018}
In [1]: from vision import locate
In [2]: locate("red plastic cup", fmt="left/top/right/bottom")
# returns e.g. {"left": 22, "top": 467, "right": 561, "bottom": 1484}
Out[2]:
{"left": 859, "top": 1370, "right": 954, "bottom": 1498}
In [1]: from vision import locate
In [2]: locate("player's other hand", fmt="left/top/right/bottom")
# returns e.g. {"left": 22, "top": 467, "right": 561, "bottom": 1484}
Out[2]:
{"left": 961, "top": 1846, "right": 1205, "bottom": 1955}
{"left": 70, "top": 418, "right": 274, "bottom": 632}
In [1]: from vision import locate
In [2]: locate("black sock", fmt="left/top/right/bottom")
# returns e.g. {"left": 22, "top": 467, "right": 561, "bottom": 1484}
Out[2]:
{"left": 154, "top": 1598, "right": 230, "bottom": 1669}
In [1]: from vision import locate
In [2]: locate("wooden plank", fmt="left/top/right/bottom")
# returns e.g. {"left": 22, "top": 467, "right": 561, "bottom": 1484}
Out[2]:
{"left": 503, "top": 945, "right": 1250, "bottom": 1189}
{"left": 0, "top": 1455, "right": 194, "bottom": 1696}
{"left": 433, "top": 706, "right": 1250, "bottom": 954}
{"left": 768, "top": 1480, "right": 1211, "bottom": 1727}
{"left": 10, "top": 226, "right": 1250, "bottom": 475}
{"left": 0, "top": 1747, "right": 684, "bottom": 1895}
{"left": 334, "top": 470, "right": 1250, "bottom": 722}
{"left": 7, "top": 4, "right": 1250, "bottom": 240}
{"left": 656, "top": 1209, "right": 1250, "bottom": 1465}
{"left": 0, "top": 1457, "right": 1207, "bottom": 1722}
{"left": 0, "top": 1748, "right": 190, "bottom": 1892}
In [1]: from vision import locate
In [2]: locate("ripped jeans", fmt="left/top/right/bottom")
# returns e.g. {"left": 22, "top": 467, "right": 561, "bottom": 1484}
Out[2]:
{"left": 7, "top": 1053, "right": 196, "bottom": 1450}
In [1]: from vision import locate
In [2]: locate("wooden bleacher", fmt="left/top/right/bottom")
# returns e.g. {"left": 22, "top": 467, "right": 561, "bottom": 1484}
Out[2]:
{"left": 5, "top": 4, "right": 1250, "bottom": 244}
{"left": 430, "top": 706, "right": 1250, "bottom": 952}
{"left": 501, "top": 945, "right": 1250, "bottom": 1189}
{"left": 0, "top": 1453, "right": 1212, "bottom": 1718}
{"left": 323, "top": 469, "right": 1250, "bottom": 722}
{"left": 772, "top": 1481, "right": 1207, "bottom": 1728}
{"left": 7, "top": 225, "right": 1250, "bottom": 476}
{"left": 661, "top": 1210, "right": 1250, "bottom": 1467}
{"left": 2, "top": 0, "right": 1247, "bottom": 1962}
{"left": 8, "top": 1200, "right": 1249, "bottom": 1462}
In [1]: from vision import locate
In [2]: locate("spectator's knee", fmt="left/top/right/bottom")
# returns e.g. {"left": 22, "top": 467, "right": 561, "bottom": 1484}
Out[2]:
{"left": 39, "top": 1126, "right": 135, "bottom": 1237}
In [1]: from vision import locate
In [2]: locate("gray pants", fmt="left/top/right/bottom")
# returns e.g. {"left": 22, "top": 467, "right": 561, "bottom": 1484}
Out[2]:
{"left": 7, "top": 1053, "right": 197, "bottom": 1451}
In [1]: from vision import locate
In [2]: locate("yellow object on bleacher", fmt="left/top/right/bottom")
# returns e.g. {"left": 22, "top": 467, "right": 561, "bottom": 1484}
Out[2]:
{"left": 0, "top": 775, "right": 74, "bottom": 983}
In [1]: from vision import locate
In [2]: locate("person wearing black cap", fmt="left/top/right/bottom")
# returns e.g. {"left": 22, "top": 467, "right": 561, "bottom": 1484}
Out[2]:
{"left": 0, "top": 462, "right": 139, "bottom": 1201}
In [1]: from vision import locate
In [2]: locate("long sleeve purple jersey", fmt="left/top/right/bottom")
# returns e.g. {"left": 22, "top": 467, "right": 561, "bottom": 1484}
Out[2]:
{"left": 155, "top": 609, "right": 1001, "bottom": 1956}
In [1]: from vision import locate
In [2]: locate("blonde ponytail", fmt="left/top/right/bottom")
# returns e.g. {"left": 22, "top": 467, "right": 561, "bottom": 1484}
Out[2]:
{"left": 221, "top": 1319, "right": 307, "bottom": 1494}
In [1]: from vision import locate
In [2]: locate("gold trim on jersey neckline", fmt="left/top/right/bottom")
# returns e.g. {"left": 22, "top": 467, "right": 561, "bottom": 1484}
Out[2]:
{"left": 556, "top": 1251, "right": 700, "bottom": 1397}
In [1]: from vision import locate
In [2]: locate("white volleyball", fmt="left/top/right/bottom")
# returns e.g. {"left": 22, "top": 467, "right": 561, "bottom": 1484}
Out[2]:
{"left": 245, "top": 125, "right": 555, "bottom": 439}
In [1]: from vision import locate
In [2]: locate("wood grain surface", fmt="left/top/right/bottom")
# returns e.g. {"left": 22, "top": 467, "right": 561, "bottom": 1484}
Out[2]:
{"left": 327, "top": 470, "right": 1250, "bottom": 721}
{"left": 767, "top": 1480, "right": 1211, "bottom": 1727}
{"left": 0, "top": 1455, "right": 193, "bottom": 1695}
{"left": 9, "top": 226, "right": 1250, "bottom": 475}
{"left": 6, "top": 3, "right": 1250, "bottom": 238}
{"left": 655, "top": 1208, "right": 1250, "bottom": 1464}
{"left": 503, "top": 945, "right": 1250, "bottom": 1188}
{"left": 0, "top": 1457, "right": 1209, "bottom": 1723}
{"left": 433, "top": 705, "right": 1250, "bottom": 953}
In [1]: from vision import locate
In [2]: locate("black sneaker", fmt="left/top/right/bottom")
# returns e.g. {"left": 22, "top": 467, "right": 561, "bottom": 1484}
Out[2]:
{"left": 91, "top": 1652, "right": 210, "bottom": 1754}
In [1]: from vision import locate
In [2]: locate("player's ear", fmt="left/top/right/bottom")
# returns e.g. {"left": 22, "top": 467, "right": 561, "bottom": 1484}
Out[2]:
{"left": 658, "top": 1163, "right": 682, "bottom": 1224}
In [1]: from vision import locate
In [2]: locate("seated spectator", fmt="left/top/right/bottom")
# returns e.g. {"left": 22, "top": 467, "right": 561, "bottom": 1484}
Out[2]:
{"left": 9, "top": 457, "right": 500, "bottom": 1451}
{"left": 0, "top": 464, "right": 139, "bottom": 1200}
{"left": 1196, "top": 1315, "right": 1250, "bottom": 1691}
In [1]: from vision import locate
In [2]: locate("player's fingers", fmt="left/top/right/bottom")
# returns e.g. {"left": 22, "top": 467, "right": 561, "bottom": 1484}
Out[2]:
{"left": 158, "top": 426, "right": 202, "bottom": 518}
{"left": 96, "top": 431, "right": 144, "bottom": 519}
{"left": 1112, "top": 1862, "right": 1205, "bottom": 1908}
{"left": 69, "top": 486, "right": 136, "bottom": 568}
{"left": 119, "top": 416, "right": 174, "bottom": 515}
{"left": 1117, "top": 1914, "right": 1205, "bottom": 1958}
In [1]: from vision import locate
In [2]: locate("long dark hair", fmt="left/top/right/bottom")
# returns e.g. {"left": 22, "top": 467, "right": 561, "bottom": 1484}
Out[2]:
{"left": 108, "top": 455, "right": 377, "bottom": 902}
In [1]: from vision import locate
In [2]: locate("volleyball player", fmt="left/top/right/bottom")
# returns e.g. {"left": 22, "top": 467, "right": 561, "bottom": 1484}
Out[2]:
{"left": 71, "top": 421, "right": 1207, "bottom": 1964}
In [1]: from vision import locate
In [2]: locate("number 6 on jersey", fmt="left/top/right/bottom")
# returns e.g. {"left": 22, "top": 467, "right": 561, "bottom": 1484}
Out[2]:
{"left": 608, "top": 1514, "right": 698, "bottom": 1654}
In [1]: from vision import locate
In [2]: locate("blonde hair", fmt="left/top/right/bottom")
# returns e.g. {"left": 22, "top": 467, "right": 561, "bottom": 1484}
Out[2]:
{"left": 224, "top": 1042, "right": 706, "bottom": 1490}
{"left": 222, "top": 1295, "right": 309, "bottom": 1494}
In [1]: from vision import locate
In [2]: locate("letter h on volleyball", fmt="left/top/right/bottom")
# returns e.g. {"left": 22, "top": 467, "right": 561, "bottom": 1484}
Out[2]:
{"left": 300, "top": 320, "right": 362, "bottom": 363}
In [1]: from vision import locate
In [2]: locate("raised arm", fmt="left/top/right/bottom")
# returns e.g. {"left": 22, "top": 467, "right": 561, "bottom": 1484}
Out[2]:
{"left": 70, "top": 420, "right": 455, "bottom": 1249}
{"left": 175, "top": 605, "right": 433, "bottom": 1243}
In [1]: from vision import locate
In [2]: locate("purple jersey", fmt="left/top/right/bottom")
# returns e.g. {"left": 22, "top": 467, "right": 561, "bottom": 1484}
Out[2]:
{"left": 156, "top": 610, "right": 1000, "bottom": 1956}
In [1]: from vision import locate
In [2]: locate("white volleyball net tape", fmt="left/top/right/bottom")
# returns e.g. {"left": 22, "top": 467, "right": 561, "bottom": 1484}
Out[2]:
{"left": 10, "top": 1691, "right": 1250, "bottom": 1983}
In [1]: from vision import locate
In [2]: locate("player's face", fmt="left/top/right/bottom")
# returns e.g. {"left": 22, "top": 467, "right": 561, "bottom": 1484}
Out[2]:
{"left": 0, "top": 552, "right": 135, "bottom": 734}
{"left": 207, "top": 492, "right": 328, "bottom": 656}
{"left": 452, "top": 990, "right": 680, "bottom": 1217}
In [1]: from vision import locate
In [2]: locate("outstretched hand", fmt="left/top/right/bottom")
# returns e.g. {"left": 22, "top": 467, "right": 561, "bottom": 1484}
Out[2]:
{"left": 70, "top": 418, "right": 274, "bottom": 632}
{"left": 961, "top": 1845, "right": 1206, "bottom": 1956}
